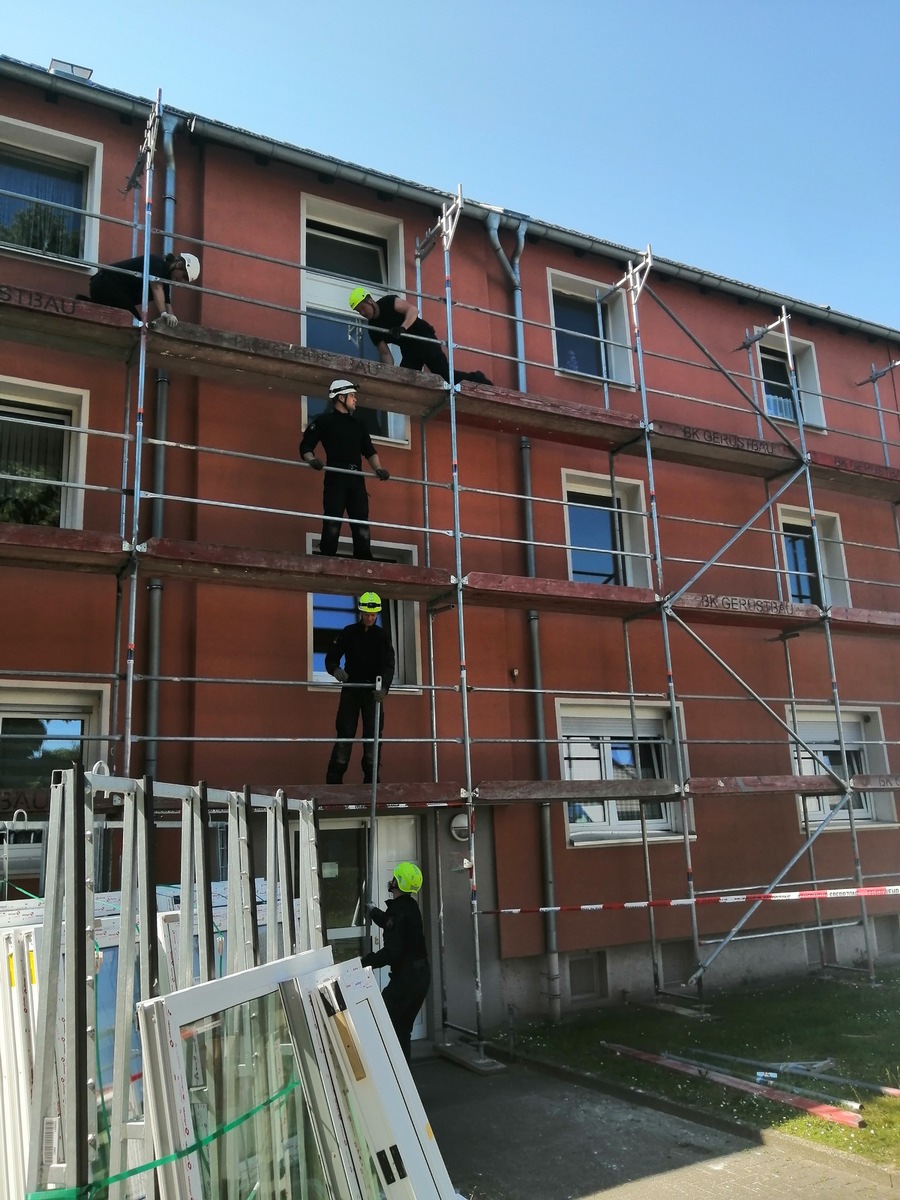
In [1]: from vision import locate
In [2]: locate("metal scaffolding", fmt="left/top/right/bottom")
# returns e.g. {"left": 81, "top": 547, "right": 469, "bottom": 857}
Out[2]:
{"left": 1, "top": 86, "right": 899, "bottom": 1078}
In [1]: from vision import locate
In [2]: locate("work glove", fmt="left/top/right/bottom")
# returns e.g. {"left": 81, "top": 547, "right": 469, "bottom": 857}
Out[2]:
{"left": 373, "top": 689, "right": 387, "bottom": 703}
{"left": 390, "top": 326, "right": 406, "bottom": 340}
{"left": 365, "top": 903, "right": 378, "bottom": 918}
{"left": 333, "top": 667, "right": 349, "bottom": 683}
{"left": 158, "top": 311, "right": 178, "bottom": 328}
{"left": 306, "top": 457, "right": 324, "bottom": 470}
{"left": 374, "top": 468, "right": 390, "bottom": 481}
{"left": 360, "top": 953, "right": 374, "bottom": 968}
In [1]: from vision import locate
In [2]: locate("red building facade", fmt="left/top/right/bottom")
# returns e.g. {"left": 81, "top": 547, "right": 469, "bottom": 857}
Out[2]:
{"left": 1, "top": 56, "right": 898, "bottom": 1033}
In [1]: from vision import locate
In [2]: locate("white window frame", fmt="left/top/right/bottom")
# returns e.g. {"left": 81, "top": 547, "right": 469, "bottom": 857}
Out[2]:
{"left": 0, "top": 116, "right": 102, "bottom": 269}
{"left": 776, "top": 505, "right": 850, "bottom": 608}
{"left": 756, "top": 329, "right": 825, "bottom": 428}
{"left": 562, "top": 470, "right": 652, "bottom": 589}
{"left": 300, "top": 196, "right": 408, "bottom": 444}
{"left": 0, "top": 683, "right": 110, "bottom": 802}
{"left": 548, "top": 269, "right": 633, "bottom": 387}
{"left": 790, "top": 707, "right": 894, "bottom": 826}
{"left": 556, "top": 700, "right": 688, "bottom": 845}
{"left": 0, "top": 374, "right": 89, "bottom": 530}
{"left": 305, "top": 533, "right": 422, "bottom": 689}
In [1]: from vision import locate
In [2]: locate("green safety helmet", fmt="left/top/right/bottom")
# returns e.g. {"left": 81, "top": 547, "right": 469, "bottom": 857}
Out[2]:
{"left": 348, "top": 287, "right": 370, "bottom": 311}
{"left": 358, "top": 591, "right": 382, "bottom": 613}
{"left": 392, "top": 861, "right": 423, "bottom": 894}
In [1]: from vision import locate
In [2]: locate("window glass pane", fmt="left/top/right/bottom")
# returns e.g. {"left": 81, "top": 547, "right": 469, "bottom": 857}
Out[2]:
{"left": 312, "top": 593, "right": 357, "bottom": 675}
{"left": 180, "top": 990, "right": 329, "bottom": 1198}
{"left": 761, "top": 349, "right": 795, "bottom": 420}
{"left": 0, "top": 716, "right": 83, "bottom": 790}
{"left": 0, "top": 147, "right": 85, "bottom": 256}
{"left": 567, "top": 491, "right": 622, "bottom": 584}
{"left": 783, "top": 523, "right": 821, "bottom": 606}
{"left": 306, "top": 227, "right": 386, "bottom": 286}
{"left": 564, "top": 728, "right": 669, "bottom": 833}
{"left": 306, "top": 309, "right": 389, "bottom": 439}
{"left": 318, "top": 824, "right": 367, "bottom": 963}
{"left": 0, "top": 402, "right": 68, "bottom": 526}
{"left": 800, "top": 746, "right": 867, "bottom": 813}
{"left": 554, "top": 293, "right": 603, "bottom": 376}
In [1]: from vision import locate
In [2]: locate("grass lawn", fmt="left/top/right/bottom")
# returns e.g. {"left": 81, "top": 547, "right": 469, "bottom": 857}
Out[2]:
{"left": 505, "top": 968, "right": 900, "bottom": 1168}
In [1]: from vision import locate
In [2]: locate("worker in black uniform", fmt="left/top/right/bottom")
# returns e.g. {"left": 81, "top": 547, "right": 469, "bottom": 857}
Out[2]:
{"left": 324, "top": 591, "right": 394, "bottom": 784}
{"left": 86, "top": 251, "right": 200, "bottom": 324}
{"left": 299, "top": 379, "right": 390, "bottom": 559}
{"left": 362, "top": 861, "right": 430, "bottom": 1063}
{"left": 348, "top": 288, "right": 492, "bottom": 386}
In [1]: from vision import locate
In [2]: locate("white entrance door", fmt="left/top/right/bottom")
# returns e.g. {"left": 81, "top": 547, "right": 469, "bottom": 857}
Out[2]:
{"left": 317, "top": 815, "right": 426, "bottom": 1041}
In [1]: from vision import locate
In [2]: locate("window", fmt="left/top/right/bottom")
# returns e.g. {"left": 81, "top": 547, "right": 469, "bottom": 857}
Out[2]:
{"left": 0, "top": 686, "right": 108, "bottom": 817}
{"left": 778, "top": 507, "right": 850, "bottom": 608}
{"left": 0, "top": 376, "right": 88, "bottom": 529}
{"left": 756, "top": 332, "right": 824, "bottom": 428}
{"left": 549, "top": 270, "right": 632, "bottom": 385}
{"left": 0, "top": 117, "right": 102, "bottom": 265}
{"left": 557, "top": 703, "right": 684, "bottom": 843}
{"left": 782, "top": 522, "right": 821, "bottom": 606}
{"left": 563, "top": 472, "right": 651, "bottom": 588}
{"left": 791, "top": 710, "right": 893, "bottom": 825}
{"left": 301, "top": 198, "right": 407, "bottom": 442}
{"left": 307, "top": 539, "right": 421, "bottom": 687}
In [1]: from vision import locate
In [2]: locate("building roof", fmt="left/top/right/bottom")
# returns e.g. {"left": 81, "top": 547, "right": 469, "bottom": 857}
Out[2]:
{"left": 2, "top": 53, "right": 898, "bottom": 346}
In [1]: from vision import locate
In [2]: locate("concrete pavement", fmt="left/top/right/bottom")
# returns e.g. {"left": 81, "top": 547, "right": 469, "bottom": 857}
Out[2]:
{"left": 413, "top": 1055, "right": 896, "bottom": 1200}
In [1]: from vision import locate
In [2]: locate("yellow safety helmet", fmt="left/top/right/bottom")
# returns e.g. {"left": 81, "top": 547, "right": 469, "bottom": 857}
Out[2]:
{"left": 358, "top": 591, "right": 382, "bottom": 614}
{"left": 349, "top": 287, "right": 370, "bottom": 311}
{"left": 392, "top": 861, "right": 423, "bottom": 894}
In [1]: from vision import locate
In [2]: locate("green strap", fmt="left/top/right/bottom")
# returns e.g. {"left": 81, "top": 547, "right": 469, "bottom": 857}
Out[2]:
{"left": 26, "top": 1075, "right": 303, "bottom": 1199}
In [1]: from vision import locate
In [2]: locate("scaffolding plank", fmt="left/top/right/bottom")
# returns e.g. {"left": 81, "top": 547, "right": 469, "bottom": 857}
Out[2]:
{"left": 303, "top": 779, "right": 681, "bottom": 809}
{"left": 807, "top": 450, "right": 900, "bottom": 503}
{"left": 0, "top": 283, "right": 137, "bottom": 360}
{"left": 453, "top": 382, "right": 644, "bottom": 449}
{"left": 622, "top": 418, "right": 900, "bottom": 502}
{"left": 474, "top": 779, "right": 680, "bottom": 802}
{"left": 138, "top": 537, "right": 454, "bottom": 600}
{"left": 827, "top": 606, "right": 900, "bottom": 635}
{"left": 687, "top": 775, "right": 844, "bottom": 796}
{"left": 852, "top": 774, "right": 900, "bottom": 791}
{"left": 672, "top": 592, "right": 821, "bottom": 631}
{"left": 462, "top": 572, "right": 658, "bottom": 617}
{"left": 0, "top": 523, "right": 129, "bottom": 572}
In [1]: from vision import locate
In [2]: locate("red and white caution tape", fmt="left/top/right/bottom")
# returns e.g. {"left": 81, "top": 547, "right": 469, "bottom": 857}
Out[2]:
{"left": 479, "top": 884, "right": 900, "bottom": 916}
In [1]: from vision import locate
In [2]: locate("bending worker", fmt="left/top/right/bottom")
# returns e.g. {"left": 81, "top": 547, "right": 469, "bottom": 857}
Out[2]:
{"left": 87, "top": 251, "right": 200, "bottom": 325}
{"left": 349, "top": 288, "right": 491, "bottom": 386}
{"left": 324, "top": 591, "right": 394, "bottom": 785}
{"left": 299, "top": 379, "right": 390, "bottom": 560}
{"left": 361, "top": 861, "right": 430, "bottom": 1063}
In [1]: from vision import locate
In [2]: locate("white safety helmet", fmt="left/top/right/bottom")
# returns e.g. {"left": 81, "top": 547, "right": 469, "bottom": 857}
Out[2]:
{"left": 178, "top": 252, "right": 201, "bottom": 282}
{"left": 329, "top": 379, "right": 357, "bottom": 402}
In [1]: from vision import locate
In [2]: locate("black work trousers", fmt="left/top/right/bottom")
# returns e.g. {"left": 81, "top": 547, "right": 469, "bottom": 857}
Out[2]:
{"left": 382, "top": 960, "right": 431, "bottom": 1063}
{"left": 326, "top": 686, "right": 384, "bottom": 784}
{"left": 89, "top": 272, "right": 140, "bottom": 318}
{"left": 319, "top": 469, "right": 372, "bottom": 559}
{"left": 396, "top": 320, "right": 492, "bottom": 386}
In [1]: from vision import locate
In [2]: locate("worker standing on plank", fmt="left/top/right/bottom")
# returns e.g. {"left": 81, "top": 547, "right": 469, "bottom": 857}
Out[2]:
{"left": 324, "top": 592, "right": 394, "bottom": 785}
{"left": 299, "top": 379, "right": 390, "bottom": 560}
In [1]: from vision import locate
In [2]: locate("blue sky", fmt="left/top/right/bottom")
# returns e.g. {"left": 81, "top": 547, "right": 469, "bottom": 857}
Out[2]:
{"left": 6, "top": 0, "right": 899, "bottom": 329}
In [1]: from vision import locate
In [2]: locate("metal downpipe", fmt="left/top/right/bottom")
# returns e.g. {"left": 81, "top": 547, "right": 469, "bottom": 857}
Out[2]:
{"left": 486, "top": 212, "right": 560, "bottom": 1017}
{"left": 144, "top": 110, "right": 178, "bottom": 778}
